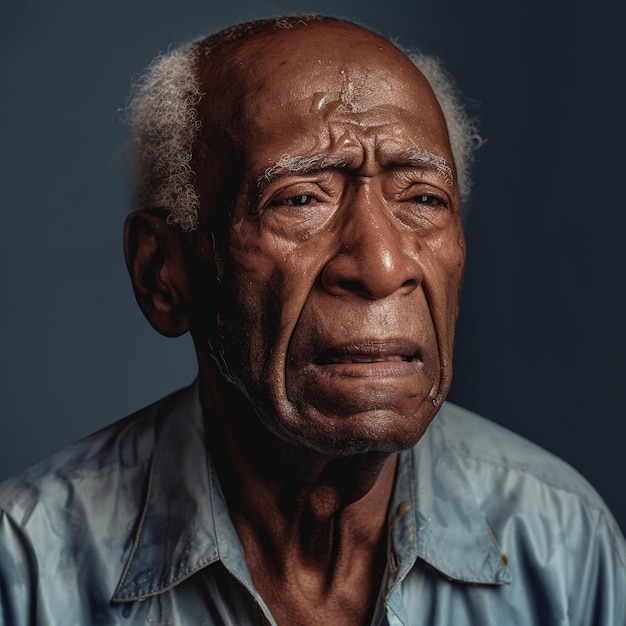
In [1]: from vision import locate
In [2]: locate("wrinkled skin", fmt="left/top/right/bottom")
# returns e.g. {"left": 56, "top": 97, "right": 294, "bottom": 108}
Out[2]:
{"left": 127, "top": 19, "right": 467, "bottom": 624}
{"left": 194, "top": 21, "right": 466, "bottom": 458}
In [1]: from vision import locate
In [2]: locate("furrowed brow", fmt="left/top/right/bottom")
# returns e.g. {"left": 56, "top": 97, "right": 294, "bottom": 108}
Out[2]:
{"left": 256, "top": 148, "right": 454, "bottom": 195}
{"left": 257, "top": 153, "right": 352, "bottom": 193}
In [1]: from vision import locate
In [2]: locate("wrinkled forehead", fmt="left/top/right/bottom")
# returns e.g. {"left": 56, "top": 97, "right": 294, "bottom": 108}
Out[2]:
{"left": 196, "top": 21, "right": 448, "bottom": 148}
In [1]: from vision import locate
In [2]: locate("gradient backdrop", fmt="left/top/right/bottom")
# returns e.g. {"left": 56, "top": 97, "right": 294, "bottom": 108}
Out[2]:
{"left": 2, "top": 0, "right": 625, "bottom": 534}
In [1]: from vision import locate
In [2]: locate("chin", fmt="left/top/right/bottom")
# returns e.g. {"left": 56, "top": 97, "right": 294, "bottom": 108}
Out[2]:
{"left": 269, "top": 404, "right": 438, "bottom": 458}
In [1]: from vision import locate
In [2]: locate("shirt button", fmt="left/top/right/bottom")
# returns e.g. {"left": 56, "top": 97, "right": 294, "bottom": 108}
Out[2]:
{"left": 396, "top": 501, "right": 412, "bottom": 517}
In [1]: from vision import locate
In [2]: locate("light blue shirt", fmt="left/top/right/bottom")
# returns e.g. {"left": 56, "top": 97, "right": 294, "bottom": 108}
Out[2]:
{"left": 1, "top": 382, "right": 625, "bottom": 625}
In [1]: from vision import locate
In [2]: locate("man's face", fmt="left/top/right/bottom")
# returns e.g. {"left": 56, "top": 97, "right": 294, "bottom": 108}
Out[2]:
{"left": 195, "top": 23, "right": 465, "bottom": 456}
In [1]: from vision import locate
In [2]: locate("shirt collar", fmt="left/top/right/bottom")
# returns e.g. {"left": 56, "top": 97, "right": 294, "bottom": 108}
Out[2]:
{"left": 113, "top": 392, "right": 510, "bottom": 602}
{"left": 386, "top": 409, "right": 512, "bottom": 591}
{"left": 113, "top": 382, "right": 224, "bottom": 602}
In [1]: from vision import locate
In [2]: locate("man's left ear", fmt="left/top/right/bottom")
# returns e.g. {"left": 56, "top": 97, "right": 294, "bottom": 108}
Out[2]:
{"left": 124, "top": 210, "right": 192, "bottom": 337}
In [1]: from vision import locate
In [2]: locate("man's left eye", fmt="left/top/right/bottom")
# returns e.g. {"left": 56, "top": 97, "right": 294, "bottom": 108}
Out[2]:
{"left": 414, "top": 193, "right": 447, "bottom": 207}
{"left": 284, "top": 194, "right": 315, "bottom": 206}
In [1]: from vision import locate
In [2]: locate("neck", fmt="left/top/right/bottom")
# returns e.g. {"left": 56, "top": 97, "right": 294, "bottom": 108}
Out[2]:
{"left": 197, "top": 362, "right": 397, "bottom": 622}
{"left": 199, "top": 365, "right": 397, "bottom": 539}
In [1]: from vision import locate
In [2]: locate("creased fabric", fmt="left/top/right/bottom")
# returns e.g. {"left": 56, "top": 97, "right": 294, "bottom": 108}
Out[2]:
{"left": 1, "top": 382, "right": 624, "bottom": 625}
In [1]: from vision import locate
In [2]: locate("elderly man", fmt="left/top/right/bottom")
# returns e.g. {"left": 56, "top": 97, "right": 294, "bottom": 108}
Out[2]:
{"left": 1, "top": 15, "right": 624, "bottom": 626}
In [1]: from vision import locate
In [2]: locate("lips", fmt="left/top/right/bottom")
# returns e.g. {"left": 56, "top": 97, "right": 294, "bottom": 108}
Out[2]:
{"left": 313, "top": 341, "right": 421, "bottom": 366}
{"left": 328, "top": 354, "right": 414, "bottom": 364}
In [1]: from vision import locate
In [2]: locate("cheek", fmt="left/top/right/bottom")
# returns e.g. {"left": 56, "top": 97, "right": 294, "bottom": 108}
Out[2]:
{"left": 216, "top": 271, "right": 276, "bottom": 386}
{"left": 445, "top": 234, "right": 466, "bottom": 311}
{"left": 441, "top": 239, "right": 465, "bottom": 305}
{"left": 215, "top": 230, "right": 276, "bottom": 378}
{"left": 433, "top": 226, "right": 465, "bottom": 278}
{"left": 421, "top": 232, "right": 465, "bottom": 334}
{"left": 220, "top": 227, "right": 328, "bottom": 379}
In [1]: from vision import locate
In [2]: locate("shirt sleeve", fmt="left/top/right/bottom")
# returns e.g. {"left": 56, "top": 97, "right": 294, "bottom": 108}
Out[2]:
{"left": 568, "top": 506, "right": 626, "bottom": 626}
{"left": 0, "top": 509, "right": 40, "bottom": 626}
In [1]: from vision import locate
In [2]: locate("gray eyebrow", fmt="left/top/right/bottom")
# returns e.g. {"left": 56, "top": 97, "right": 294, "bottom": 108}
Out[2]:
{"left": 257, "top": 147, "right": 454, "bottom": 193}
{"left": 257, "top": 153, "right": 352, "bottom": 192}
{"left": 388, "top": 147, "right": 454, "bottom": 186}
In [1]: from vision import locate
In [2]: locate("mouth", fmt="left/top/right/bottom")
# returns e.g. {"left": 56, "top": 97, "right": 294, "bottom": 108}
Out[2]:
{"left": 313, "top": 341, "right": 422, "bottom": 370}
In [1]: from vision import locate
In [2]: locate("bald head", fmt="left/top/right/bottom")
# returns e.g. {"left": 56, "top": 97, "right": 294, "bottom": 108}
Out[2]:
{"left": 127, "top": 15, "right": 480, "bottom": 231}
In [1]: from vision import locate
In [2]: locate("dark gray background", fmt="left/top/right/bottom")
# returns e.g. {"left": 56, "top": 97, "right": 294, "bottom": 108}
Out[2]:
{"left": 2, "top": 0, "right": 624, "bottom": 534}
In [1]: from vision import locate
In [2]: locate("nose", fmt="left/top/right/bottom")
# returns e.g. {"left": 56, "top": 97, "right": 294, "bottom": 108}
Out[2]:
{"left": 320, "top": 185, "right": 423, "bottom": 300}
